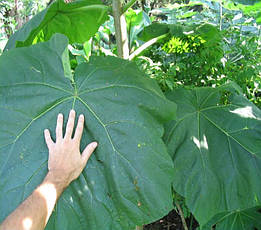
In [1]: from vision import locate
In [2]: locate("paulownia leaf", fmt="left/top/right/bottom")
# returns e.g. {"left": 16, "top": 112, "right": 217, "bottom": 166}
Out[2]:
{"left": 202, "top": 206, "right": 261, "bottom": 230}
{"left": 164, "top": 85, "right": 261, "bottom": 226}
{"left": 4, "top": 0, "right": 108, "bottom": 51}
{"left": 0, "top": 34, "right": 176, "bottom": 230}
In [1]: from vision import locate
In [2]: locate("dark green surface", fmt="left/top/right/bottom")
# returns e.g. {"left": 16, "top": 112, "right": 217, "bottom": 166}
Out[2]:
{"left": 4, "top": 0, "right": 108, "bottom": 51}
{"left": 0, "top": 34, "right": 176, "bottom": 230}
{"left": 202, "top": 206, "right": 261, "bottom": 230}
{"left": 164, "top": 86, "right": 261, "bottom": 226}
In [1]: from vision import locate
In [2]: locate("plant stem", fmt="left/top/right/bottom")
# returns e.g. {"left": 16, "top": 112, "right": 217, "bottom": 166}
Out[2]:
{"left": 175, "top": 202, "right": 188, "bottom": 230}
{"left": 122, "top": 0, "right": 138, "bottom": 14}
{"left": 135, "top": 226, "right": 143, "bottom": 230}
{"left": 112, "top": 0, "right": 129, "bottom": 59}
{"left": 189, "top": 214, "right": 193, "bottom": 230}
{"left": 219, "top": 1, "right": 223, "bottom": 31}
{"left": 129, "top": 33, "right": 168, "bottom": 60}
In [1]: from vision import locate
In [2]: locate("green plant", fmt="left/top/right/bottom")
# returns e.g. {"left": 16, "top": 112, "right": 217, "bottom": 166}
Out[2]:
{"left": 1, "top": 0, "right": 261, "bottom": 229}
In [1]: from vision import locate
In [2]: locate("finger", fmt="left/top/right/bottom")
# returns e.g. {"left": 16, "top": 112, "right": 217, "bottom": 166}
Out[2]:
{"left": 82, "top": 142, "right": 98, "bottom": 166}
{"left": 56, "top": 113, "right": 63, "bottom": 140}
{"left": 44, "top": 129, "right": 54, "bottom": 149}
{"left": 73, "top": 114, "right": 84, "bottom": 143}
{"left": 65, "top": 109, "right": 76, "bottom": 139}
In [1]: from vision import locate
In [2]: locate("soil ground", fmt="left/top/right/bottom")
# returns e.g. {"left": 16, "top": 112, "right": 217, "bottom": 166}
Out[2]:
{"left": 144, "top": 210, "right": 199, "bottom": 230}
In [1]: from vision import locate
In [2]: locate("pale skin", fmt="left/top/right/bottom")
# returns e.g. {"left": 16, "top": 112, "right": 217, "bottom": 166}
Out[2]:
{"left": 0, "top": 110, "right": 98, "bottom": 230}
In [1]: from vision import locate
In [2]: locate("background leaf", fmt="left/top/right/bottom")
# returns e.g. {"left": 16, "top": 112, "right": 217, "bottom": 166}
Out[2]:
{"left": 4, "top": 0, "right": 108, "bottom": 51}
{"left": 164, "top": 85, "right": 261, "bottom": 226}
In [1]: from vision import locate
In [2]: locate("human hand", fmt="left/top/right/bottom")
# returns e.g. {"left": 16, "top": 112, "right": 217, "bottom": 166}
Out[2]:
{"left": 44, "top": 110, "right": 97, "bottom": 187}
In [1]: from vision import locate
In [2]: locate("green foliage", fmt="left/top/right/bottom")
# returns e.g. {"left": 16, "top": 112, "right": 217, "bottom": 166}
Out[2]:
{"left": 164, "top": 85, "right": 261, "bottom": 227}
{"left": 137, "top": 23, "right": 224, "bottom": 89}
{"left": 0, "top": 34, "right": 176, "bottom": 230}
{"left": 222, "top": 33, "right": 261, "bottom": 107}
{"left": 0, "top": 0, "right": 49, "bottom": 39}
{"left": 0, "top": 1, "right": 16, "bottom": 38}
{"left": 136, "top": 0, "right": 261, "bottom": 111}
{"left": 125, "top": 9, "right": 150, "bottom": 52}
{"left": 162, "top": 35, "right": 206, "bottom": 54}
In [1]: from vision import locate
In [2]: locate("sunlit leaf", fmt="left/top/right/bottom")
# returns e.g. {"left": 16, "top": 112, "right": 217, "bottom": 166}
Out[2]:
{"left": 4, "top": 0, "right": 108, "bottom": 51}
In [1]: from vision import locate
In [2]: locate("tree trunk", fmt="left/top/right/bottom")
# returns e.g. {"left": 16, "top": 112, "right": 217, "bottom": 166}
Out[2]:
{"left": 112, "top": 0, "right": 129, "bottom": 59}
{"left": 141, "top": 0, "right": 146, "bottom": 11}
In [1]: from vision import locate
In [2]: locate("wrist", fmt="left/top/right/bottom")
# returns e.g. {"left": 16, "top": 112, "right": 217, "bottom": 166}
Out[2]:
{"left": 43, "top": 171, "right": 70, "bottom": 196}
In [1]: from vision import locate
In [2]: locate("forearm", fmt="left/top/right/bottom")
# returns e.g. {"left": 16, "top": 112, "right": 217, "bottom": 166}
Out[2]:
{"left": 0, "top": 172, "right": 68, "bottom": 230}
{"left": 0, "top": 111, "right": 97, "bottom": 230}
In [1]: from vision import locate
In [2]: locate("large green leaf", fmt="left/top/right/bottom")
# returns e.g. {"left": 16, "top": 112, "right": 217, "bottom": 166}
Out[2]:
{"left": 0, "top": 34, "right": 176, "bottom": 230}
{"left": 164, "top": 86, "right": 261, "bottom": 226}
{"left": 4, "top": 0, "right": 108, "bottom": 51}
{"left": 202, "top": 206, "right": 261, "bottom": 230}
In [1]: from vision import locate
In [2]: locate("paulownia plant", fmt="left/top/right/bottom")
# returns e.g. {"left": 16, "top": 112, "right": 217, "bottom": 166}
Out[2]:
{"left": 2, "top": 0, "right": 261, "bottom": 229}
{"left": 0, "top": 34, "right": 176, "bottom": 230}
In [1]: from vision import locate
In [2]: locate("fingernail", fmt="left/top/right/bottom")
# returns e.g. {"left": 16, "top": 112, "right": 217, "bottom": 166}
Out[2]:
{"left": 92, "top": 142, "right": 98, "bottom": 148}
{"left": 80, "top": 114, "right": 84, "bottom": 119}
{"left": 71, "top": 109, "right": 75, "bottom": 113}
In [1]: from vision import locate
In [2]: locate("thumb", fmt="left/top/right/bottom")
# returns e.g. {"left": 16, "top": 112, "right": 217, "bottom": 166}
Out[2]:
{"left": 82, "top": 142, "right": 98, "bottom": 165}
